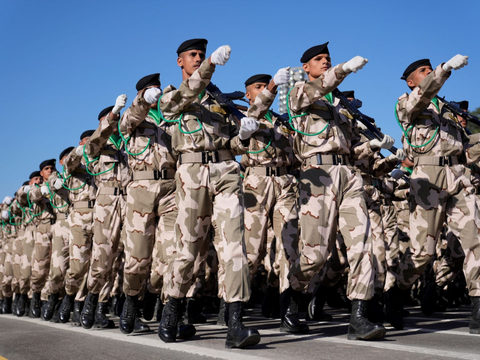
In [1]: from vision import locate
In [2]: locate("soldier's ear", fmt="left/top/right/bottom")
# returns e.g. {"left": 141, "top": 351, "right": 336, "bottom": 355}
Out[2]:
{"left": 302, "top": 62, "right": 309, "bottom": 74}
{"left": 177, "top": 56, "right": 183, "bottom": 68}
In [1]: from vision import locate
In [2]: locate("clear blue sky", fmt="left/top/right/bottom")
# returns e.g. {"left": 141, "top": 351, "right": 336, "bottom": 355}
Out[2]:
{"left": 1, "top": 0, "right": 479, "bottom": 197}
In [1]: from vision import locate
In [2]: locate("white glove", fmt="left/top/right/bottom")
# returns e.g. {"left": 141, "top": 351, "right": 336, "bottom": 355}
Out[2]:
{"left": 356, "top": 121, "right": 367, "bottom": 131}
{"left": 53, "top": 179, "right": 64, "bottom": 190}
{"left": 3, "top": 196, "right": 13, "bottom": 205}
{"left": 76, "top": 145, "right": 84, "bottom": 156}
{"left": 210, "top": 45, "right": 231, "bottom": 66}
{"left": 112, "top": 94, "right": 127, "bottom": 114}
{"left": 390, "top": 168, "right": 405, "bottom": 180}
{"left": 144, "top": 88, "right": 162, "bottom": 104}
{"left": 342, "top": 56, "right": 368, "bottom": 73}
{"left": 23, "top": 185, "right": 31, "bottom": 193}
{"left": 238, "top": 117, "right": 260, "bottom": 140}
{"left": 1, "top": 210, "right": 9, "bottom": 220}
{"left": 442, "top": 54, "right": 468, "bottom": 72}
{"left": 273, "top": 67, "right": 290, "bottom": 86}
{"left": 392, "top": 149, "right": 406, "bottom": 161}
{"left": 370, "top": 135, "right": 394, "bottom": 150}
{"left": 40, "top": 185, "right": 49, "bottom": 196}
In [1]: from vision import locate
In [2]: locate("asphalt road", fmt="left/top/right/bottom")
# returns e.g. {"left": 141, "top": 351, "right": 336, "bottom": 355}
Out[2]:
{"left": 0, "top": 305, "right": 479, "bottom": 360}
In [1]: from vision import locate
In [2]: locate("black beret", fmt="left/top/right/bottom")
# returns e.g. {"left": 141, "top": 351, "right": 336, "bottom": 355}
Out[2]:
{"left": 341, "top": 90, "right": 355, "bottom": 99}
{"left": 98, "top": 106, "right": 114, "bottom": 120}
{"left": 245, "top": 74, "right": 272, "bottom": 87}
{"left": 80, "top": 130, "right": 95, "bottom": 140}
{"left": 300, "top": 42, "right": 330, "bottom": 63}
{"left": 39, "top": 159, "right": 56, "bottom": 171}
{"left": 22, "top": 181, "right": 30, "bottom": 186}
{"left": 401, "top": 59, "right": 432, "bottom": 80}
{"left": 177, "top": 38, "right": 208, "bottom": 55}
{"left": 29, "top": 171, "right": 41, "bottom": 179}
{"left": 135, "top": 73, "right": 160, "bottom": 92}
{"left": 59, "top": 146, "right": 75, "bottom": 161}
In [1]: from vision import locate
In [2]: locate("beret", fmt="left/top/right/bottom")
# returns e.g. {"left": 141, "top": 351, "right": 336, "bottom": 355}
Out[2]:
{"left": 59, "top": 146, "right": 74, "bottom": 161}
{"left": 135, "top": 73, "right": 160, "bottom": 92}
{"left": 98, "top": 105, "right": 114, "bottom": 120}
{"left": 245, "top": 74, "right": 272, "bottom": 87}
{"left": 401, "top": 59, "right": 432, "bottom": 80}
{"left": 300, "top": 42, "right": 329, "bottom": 63}
{"left": 177, "top": 38, "right": 208, "bottom": 55}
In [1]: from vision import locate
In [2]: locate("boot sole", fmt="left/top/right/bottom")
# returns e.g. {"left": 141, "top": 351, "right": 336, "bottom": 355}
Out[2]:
{"left": 348, "top": 327, "right": 386, "bottom": 341}
{"left": 225, "top": 333, "right": 261, "bottom": 349}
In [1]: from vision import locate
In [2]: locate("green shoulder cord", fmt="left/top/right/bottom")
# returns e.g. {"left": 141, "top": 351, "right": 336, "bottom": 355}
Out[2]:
{"left": 82, "top": 145, "right": 115, "bottom": 176}
{"left": 247, "top": 111, "right": 273, "bottom": 154}
{"left": 286, "top": 89, "right": 329, "bottom": 136}
{"left": 8, "top": 202, "right": 24, "bottom": 226}
{"left": 45, "top": 181, "right": 68, "bottom": 209}
{"left": 394, "top": 100, "right": 439, "bottom": 149}
{"left": 155, "top": 95, "right": 203, "bottom": 135}
{"left": 1, "top": 220, "right": 12, "bottom": 234}
{"left": 62, "top": 168, "right": 86, "bottom": 191}
{"left": 118, "top": 118, "right": 150, "bottom": 156}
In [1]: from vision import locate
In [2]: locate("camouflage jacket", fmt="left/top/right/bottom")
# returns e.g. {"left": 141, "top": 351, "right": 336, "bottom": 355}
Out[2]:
{"left": 30, "top": 174, "right": 70, "bottom": 216}
{"left": 20, "top": 184, "right": 55, "bottom": 222}
{"left": 353, "top": 133, "right": 397, "bottom": 179}
{"left": 84, "top": 116, "right": 131, "bottom": 189}
{"left": 287, "top": 64, "right": 374, "bottom": 161}
{"left": 396, "top": 64, "right": 480, "bottom": 164}
{"left": 60, "top": 149, "right": 97, "bottom": 202}
{"left": 119, "top": 90, "right": 176, "bottom": 173}
{"left": 159, "top": 59, "right": 250, "bottom": 157}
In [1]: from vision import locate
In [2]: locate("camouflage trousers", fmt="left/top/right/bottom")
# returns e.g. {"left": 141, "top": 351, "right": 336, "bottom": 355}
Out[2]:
{"left": 381, "top": 202, "right": 400, "bottom": 293}
{"left": 65, "top": 207, "right": 94, "bottom": 298}
{"left": 1, "top": 236, "right": 14, "bottom": 298}
{"left": 244, "top": 173, "right": 299, "bottom": 294}
{"left": 30, "top": 220, "right": 53, "bottom": 293}
{"left": 124, "top": 179, "right": 177, "bottom": 297}
{"left": 397, "top": 164, "right": 480, "bottom": 297}
{"left": 48, "top": 217, "right": 71, "bottom": 294}
{"left": 288, "top": 164, "right": 374, "bottom": 301}
{"left": 110, "top": 244, "right": 124, "bottom": 298}
{"left": 88, "top": 191, "right": 126, "bottom": 303}
{"left": 19, "top": 225, "right": 35, "bottom": 295}
{"left": 12, "top": 231, "right": 24, "bottom": 294}
{"left": 393, "top": 201, "right": 410, "bottom": 255}
{"left": 0, "top": 243, "right": 4, "bottom": 300}
{"left": 165, "top": 161, "right": 251, "bottom": 303}
{"left": 263, "top": 223, "right": 282, "bottom": 289}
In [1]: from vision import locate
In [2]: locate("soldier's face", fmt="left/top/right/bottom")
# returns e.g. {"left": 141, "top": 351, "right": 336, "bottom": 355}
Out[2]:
{"left": 177, "top": 50, "right": 206, "bottom": 78}
{"left": 457, "top": 114, "right": 467, "bottom": 128}
{"left": 303, "top": 54, "right": 331, "bottom": 80}
{"left": 407, "top": 66, "right": 433, "bottom": 88}
{"left": 40, "top": 165, "right": 54, "bottom": 180}
{"left": 79, "top": 137, "right": 89, "bottom": 146}
{"left": 245, "top": 83, "right": 267, "bottom": 104}
{"left": 29, "top": 176, "right": 42, "bottom": 185}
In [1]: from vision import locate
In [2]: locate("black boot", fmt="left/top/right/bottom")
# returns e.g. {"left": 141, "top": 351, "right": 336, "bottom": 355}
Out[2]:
{"left": 347, "top": 300, "right": 386, "bottom": 340}
{"left": 71, "top": 301, "right": 83, "bottom": 326}
{"left": 16, "top": 294, "right": 28, "bottom": 317}
{"left": 186, "top": 297, "right": 206, "bottom": 324}
{"left": 142, "top": 290, "right": 157, "bottom": 321}
{"left": 384, "top": 285, "right": 404, "bottom": 330}
{"left": 421, "top": 282, "right": 442, "bottom": 316}
{"left": 280, "top": 288, "right": 309, "bottom": 334}
{"left": 94, "top": 302, "right": 115, "bottom": 329}
{"left": 262, "top": 286, "right": 280, "bottom": 319}
{"left": 58, "top": 294, "right": 75, "bottom": 323}
{"left": 0, "top": 299, "right": 3, "bottom": 314}
{"left": 132, "top": 307, "right": 151, "bottom": 333}
{"left": 307, "top": 285, "right": 333, "bottom": 322}
{"left": 24, "top": 297, "right": 30, "bottom": 317}
{"left": 367, "top": 294, "right": 385, "bottom": 324}
{"left": 225, "top": 301, "right": 260, "bottom": 349}
{"left": 29, "top": 292, "right": 41, "bottom": 318}
{"left": 119, "top": 295, "right": 137, "bottom": 334}
{"left": 81, "top": 293, "right": 99, "bottom": 329}
{"left": 2, "top": 296, "right": 12, "bottom": 314}
{"left": 42, "top": 293, "right": 59, "bottom": 321}
{"left": 12, "top": 293, "right": 20, "bottom": 316}
{"left": 158, "top": 296, "right": 181, "bottom": 342}
{"left": 175, "top": 298, "right": 196, "bottom": 340}
{"left": 217, "top": 298, "right": 227, "bottom": 327}
{"left": 50, "top": 300, "right": 62, "bottom": 323}
{"left": 154, "top": 295, "right": 164, "bottom": 322}
{"left": 115, "top": 293, "right": 126, "bottom": 317}
{"left": 109, "top": 295, "right": 119, "bottom": 315}
{"left": 470, "top": 296, "right": 480, "bottom": 334}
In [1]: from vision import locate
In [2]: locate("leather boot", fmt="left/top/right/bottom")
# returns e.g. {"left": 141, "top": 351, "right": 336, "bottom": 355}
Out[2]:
{"left": 24, "top": 297, "right": 30, "bottom": 316}
{"left": 225, "top": 301, "right": 260, "bottom": 349}
{"left": 29, "top": 292, "right": 41, "bottom": 318}
{"left": 158, "top": 296, "right": 181, "bottom": 342}
{"left": 176, "top": 298, "right": 196, "bottom": 340}
{"left": 262, "top": 286, "right": 280, "bottom": 319}
{"left": 16, "top": 294, "right": 28, "bottom": 317}
{"left": 348, "top": 300, "right": 386, "bottom": 340}
{"left": 119, "top": 295, "right": 137, "bottom": 334}
{"left": 71, "top": 301, "right": 83, "bottom": 326}
{"left": 50, "top": 300, "right": 62, "bottom": 323}
{"left": 109, "top": 295, "right": 119, "bottom": 315}
{"left": 2, "top": 296, "right": 12, "bottom": 314}
{"left": 384, "top": 284, "right": 404, "bottom": 330}
{"left": 81, "top": 293, "right": 99, "bottom": 329}
{"left": 366, "top": 293, "right": 385, "bottom": 324}
{"left": 58, "top": 294, "right": 75, "bottom": 323}
{"left": 307, "top": 285, "right": 333, "bottom": 322}
{"left": 421, "top": 282, "right": 442, "bottom": 316}
{"left": 186, "top": 297, "right": 206, "bottom": 324}
{"left": 142, "top": 290, "right": 157, "bottom": 321}
{"left": 12, "top": 293, "right": 20, "bottom": 316}
{"left": 115, "top": 293, "right": 125, "bottom": 317}
{"left": 280, "top": 288, "right": 309, "bottom": 334}
{"left": 94, "top": 302, "right": 115, "bottom": 329}
{"left": 470, "top": 296, "right": 480, "bottom": 334}
{"left": 154, "top": 295, "right": 164, "bottom": 322}
{"left": 216, "top": 298, "right": 227, "bottom": 327}
{"left": 42, "top": 293, "right": 59, "bottom": 321}
{"left": 133, "top": 307, "right": 151, "bottom": 333}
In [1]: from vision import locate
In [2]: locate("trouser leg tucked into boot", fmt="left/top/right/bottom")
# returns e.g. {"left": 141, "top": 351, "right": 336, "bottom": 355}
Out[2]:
{"left": 348, "top": 300, "right": 386, "bottom": 340}
{"left": 225, "top": 301, "right": 261, "bottom": 349}
{"left": 470, "top": 296, "right": 480, "bottom": 334}
{"left": 58, "top": 294, "right": 75, "bottom": 323}
{"left": 94, "top": 302, "right": 115, "bottom": 329}
{"left": 81, "top": 293, "right": 99, "bottom": 329}
{"left": 280, "top": 288, "right": 309, "bottom": 334}
{"left": 42, "top": 293, "right": 59, "bottom": 321}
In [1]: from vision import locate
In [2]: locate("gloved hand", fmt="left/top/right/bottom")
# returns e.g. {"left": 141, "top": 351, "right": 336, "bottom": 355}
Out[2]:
{"left": 112, "top": 94, "right": 127, "bottom": 114}
{"left": 343, "top": 56, "right": 368, "bottom": 73}
{"left": 40, "top": 185, "right": 49, "bottom": 196}
{"left": 443, "top": 54, "right": 468, "bottom": 72}
{"left": 53, "top": 179, "right": 63, "bottom": 190}
{"left": 144, "top": 88, "right": 162, "bottom": 104}
{"left": 3, "top": 196, "right": 13, "bottom": 205}
{"left": 273, "top": 67, "right": 290, "bottom": 86}
{"left": 390, "top": 168, "right": 405, "bottom": 180}
{"left": 1, "top": 210, "right": 9, "bottom": 220}
{"left": 238, "top": 117, "right": 260, "bottom": 140}
{"left": 23, "top": 185, "right": 31, "bottom": 193}
{"left": 370, "top": 135, "right": 394, "bottom": 150}
{"left": 356, "top": 121, "right": 367, "bottom": 131}
{"left": 76, "top": 145, "right": 84, "bottom": 156}
{"left": 387, "top": 149, "right": 406, "bottom": 162}
{"left": 210, "top": 45, "right": 231, "bottom": 66}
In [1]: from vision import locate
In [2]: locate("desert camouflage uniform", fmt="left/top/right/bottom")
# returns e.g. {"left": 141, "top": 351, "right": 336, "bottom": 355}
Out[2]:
{"left": 160, "top": 59, "right": 252, "bottom": 303}
{"left": 0, "top": 223, "right": 4, "bottom": 301}
{"left": 396, "top": 64, "right": 480, "bottom": 296}
{"left": 392, "top": 174, "right": 411, "bottom": 256}
{"left": 0, "top": 210, "right": 15, "bottom": 299}
{"left": 286, "top": 64, "right": 376, "bottom": 300}
{"left": 9, "top": 200, "right": 26, "bottom": 296}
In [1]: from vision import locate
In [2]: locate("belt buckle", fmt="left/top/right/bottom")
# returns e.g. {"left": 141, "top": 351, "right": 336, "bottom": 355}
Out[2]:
{"left": 439, "top": 157, "right": 447, "bottom": 166}
{"left": 88, "top": 200, "right": 94, "bottom": 208}
{"left": 316, "top": 154, "right": 322, "bottom": 165}
{"left": 153, "top": 169, "right": 160, "bottom": 180}
{"left": 203, "top": 151, "right": 218, "bottom": 164}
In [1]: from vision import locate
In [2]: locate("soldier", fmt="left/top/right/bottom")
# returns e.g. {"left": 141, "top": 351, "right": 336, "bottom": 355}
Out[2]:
{"left": 284, "top": 42, "right": 387, "bottom": 340}
{"left": 158, "top": 39, "right": 261, "bottom": 349}
{"left": 391, "top": 55, "right": 480, "bottom": 334}
{"left": 0, "top": 197, "right": 15, "bottom": 314}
